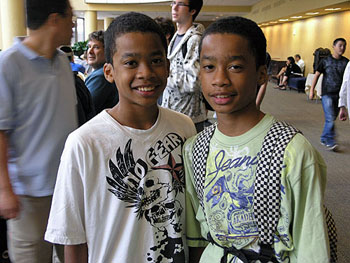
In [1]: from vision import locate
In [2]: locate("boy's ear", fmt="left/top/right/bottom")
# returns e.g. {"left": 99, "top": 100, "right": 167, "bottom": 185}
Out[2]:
{"left": 104, "top": 63, "right": 115, "bottom": 84}
{"left": 257, "top": 65, "right": 268, "bottom": 86}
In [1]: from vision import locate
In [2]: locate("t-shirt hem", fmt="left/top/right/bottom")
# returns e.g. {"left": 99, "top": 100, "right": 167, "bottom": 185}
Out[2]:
{"left": 45, "top": 232, "right": 86, "bottom": 245}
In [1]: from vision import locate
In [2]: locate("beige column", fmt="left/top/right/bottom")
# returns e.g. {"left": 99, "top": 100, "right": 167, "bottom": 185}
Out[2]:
{"left": 104, "top": 17, "right": 114, "bottom": 30}
{"left": 0, "top": 0, "right": 26, "bottom": 50}
{"left": 85, "top": 11, "right": 97, "bottom": 40}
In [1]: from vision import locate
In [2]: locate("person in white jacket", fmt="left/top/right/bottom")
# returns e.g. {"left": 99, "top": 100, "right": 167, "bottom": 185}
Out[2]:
{"left": 162, "top": 0, "right": 208, "bottom": 132}
{"left": 339, "top": 61, "right": 350, "bottom": 121}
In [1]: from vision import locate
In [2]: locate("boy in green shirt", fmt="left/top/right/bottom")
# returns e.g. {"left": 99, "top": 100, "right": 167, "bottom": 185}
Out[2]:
{"left": 184, "top": 16, "right": 330, "bottom": 263}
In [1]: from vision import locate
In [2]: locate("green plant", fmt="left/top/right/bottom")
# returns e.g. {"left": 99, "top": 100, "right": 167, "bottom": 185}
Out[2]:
{"left": 72, "top": 40, "right": 88, "bottom": 58}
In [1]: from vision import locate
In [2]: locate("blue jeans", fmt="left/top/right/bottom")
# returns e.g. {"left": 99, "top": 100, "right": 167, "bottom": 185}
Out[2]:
{"left": 321, "top": 94, "right": 339, "bottom": 145}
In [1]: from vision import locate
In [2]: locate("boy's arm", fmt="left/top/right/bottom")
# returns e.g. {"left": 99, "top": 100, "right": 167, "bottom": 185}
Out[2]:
{"left": 65, "top": 243, "right": 88, "bottom": 263}
{"left": 0, "top": 131, "right": 20, "bottom": 219}
{"left": 288, "top": 139, "right": 329, "bottom": 262}
{"left": 309, "top": 71, "right": 321, "bottom": 100}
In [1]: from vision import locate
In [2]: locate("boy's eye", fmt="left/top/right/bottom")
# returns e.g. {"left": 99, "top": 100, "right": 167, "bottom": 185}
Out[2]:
{"left": 228, "top": 64, "right": 243, "bottom": 72}
{"left": 202, "top": 64, "right": 215, "bottom": 71}
{"left": 124, "top": 60, "right": 137, "bottom": 67}
{"left": 151, "top": 58, "right": 164, "bottom": 65}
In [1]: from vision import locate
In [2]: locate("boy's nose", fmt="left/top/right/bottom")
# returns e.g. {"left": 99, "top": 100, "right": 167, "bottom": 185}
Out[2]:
{"left": 136, "top": 63, "right": 155, "bottom": 79}
{"left": 212, "top": 68, "right": 230, "bottom": 87}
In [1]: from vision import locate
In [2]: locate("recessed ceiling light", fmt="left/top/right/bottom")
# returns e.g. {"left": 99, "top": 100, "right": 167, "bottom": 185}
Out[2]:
{"left": 325, "top": 8, "right": 341, "bottom": 11}
{"left": 306, "top": 12, "right": 319, "bottom": 15}
{"left": 270, "top": 21, "right": 278, "bottom": 24}
{"left": 262, "top": 23, "right": 269, "bottom": 26}
{"left": 279, "top": 19, "right": 289, "bottom": 21}
{"left": 291, "top": 16, "right": 302, "bottom": 19}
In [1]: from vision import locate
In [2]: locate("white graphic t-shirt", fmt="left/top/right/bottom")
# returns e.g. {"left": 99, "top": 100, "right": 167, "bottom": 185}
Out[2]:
{"left": 45, "top": 107, "right": 196, "bottom": 263}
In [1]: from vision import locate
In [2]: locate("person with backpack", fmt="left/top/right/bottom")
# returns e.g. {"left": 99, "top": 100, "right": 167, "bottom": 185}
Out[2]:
{"left": 161, "top": 0, "right": 208, "bottom": 132}
{"left": 184, "top": 16, "right": 330, "bottom": 263}
{"left": 309, "top": 38, "right": 348, "bottom": 151}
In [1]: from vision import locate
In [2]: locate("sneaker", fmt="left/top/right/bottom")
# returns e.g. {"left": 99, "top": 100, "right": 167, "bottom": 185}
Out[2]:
{"left": 320, "top": 140, "right": 326, "bottom": 146}
{"left": 326, "top": 143, "right": 338, "bottom": 151}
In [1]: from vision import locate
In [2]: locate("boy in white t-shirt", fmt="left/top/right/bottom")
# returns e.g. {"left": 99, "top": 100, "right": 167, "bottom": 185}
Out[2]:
{"left": 45, "top": 12, "right": 196, "bottom": 263}
{"left": 184, "top": 16, "right": 330, "bottom": 263}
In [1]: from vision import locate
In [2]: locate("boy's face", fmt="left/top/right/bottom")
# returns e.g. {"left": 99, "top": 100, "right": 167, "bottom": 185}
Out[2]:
{"left": 87, "top": 39, "right": 106, "bottom": 69}
{"left": 200, "top": 33, "right": 267, "bottom": 116}
{"left": 104, "top": 32, "right": 169, "bottom": 108}
{"left": 333, "top": 41, "right": 346, "bottom": 56}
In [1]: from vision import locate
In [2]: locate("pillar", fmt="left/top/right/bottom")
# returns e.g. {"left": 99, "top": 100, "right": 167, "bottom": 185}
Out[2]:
{"left": 85, "top": 11, "right": 97, "bottom": 40}
{"left": 104, "top": 17, "right": 114, "bottom": 31}
{"left": 0, "top": 0, "right": 26, "bottom": 50}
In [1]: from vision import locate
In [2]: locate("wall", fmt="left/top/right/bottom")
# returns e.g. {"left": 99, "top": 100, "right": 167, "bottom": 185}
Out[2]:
{"left": 245, "top": 0, "right": 347, "bottom": 24}
{"left": 262, "top": 10, "right": 350, "bottom": 75}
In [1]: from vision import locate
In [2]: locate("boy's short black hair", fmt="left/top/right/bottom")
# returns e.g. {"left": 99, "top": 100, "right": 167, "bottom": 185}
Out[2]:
{"left": 199, "top": 16, "right": 266, "bottom": 69}
{"left": 333, "top": 38, "right": 346, "bottom": 46}
{"left": 88, "top": 30, "right": 105, "bottom": 47}
{"left": 295, "top": 54, "right": 301, "bottom": 59}
{"left": 188, "top": 0, "right": 203, "bottom": 22}
{"left": 154, "top": 17, "right": 175, "bottom": 41}
{"left": 105, "top": 12, "right": 167, "bottom": 64}
{"left": 287, "top": 56, "right": 295, "bottom": 64}
{"left": 26, "top": 0, "right": 69, "bottom": 30}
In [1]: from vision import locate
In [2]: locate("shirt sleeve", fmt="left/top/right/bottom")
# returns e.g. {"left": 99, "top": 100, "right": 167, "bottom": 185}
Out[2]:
{"left": 183, "top": 136, "right": 208, "bottom": 248}
{"left": 181, "top": 34, "right": 201, "bottom": 94}
{"left": 339, "top": 62, "right": 350, "bottom": 108}
{"left": 45, "top": 132, "right": 87, "bottom": 245}
{"left": 0, "top": 53, "right": 17, "bottom": 131}
{"left": 283, "top": 134, "right": 330, "bottom": 262}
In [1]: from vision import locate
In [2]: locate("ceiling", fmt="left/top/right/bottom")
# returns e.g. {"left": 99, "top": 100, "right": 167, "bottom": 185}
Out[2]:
{"left": 73, "top": 0, "right": 350, "bottom": 24}
{"left": 74, "top": 0, "right": 261, "bottom": 21}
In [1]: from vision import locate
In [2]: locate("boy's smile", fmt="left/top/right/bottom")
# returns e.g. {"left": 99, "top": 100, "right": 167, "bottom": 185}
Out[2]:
{"left": 200, "top": 33, "right": 266, "bottom": 116}
{"left": 104, "top": 32, "right": 169, "bottom": 109}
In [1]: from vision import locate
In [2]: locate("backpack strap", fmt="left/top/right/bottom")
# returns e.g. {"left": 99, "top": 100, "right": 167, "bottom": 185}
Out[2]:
{"left": 192, "top": 123, "right": 217, "bottom": 212}
{"left": 253, "top": 121, "right": 299, "bottom": 245}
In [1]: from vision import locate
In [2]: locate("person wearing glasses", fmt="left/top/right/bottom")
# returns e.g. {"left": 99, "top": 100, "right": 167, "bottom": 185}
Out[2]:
{"left": 162, "top": 0, "right": 208, "bottom": 132}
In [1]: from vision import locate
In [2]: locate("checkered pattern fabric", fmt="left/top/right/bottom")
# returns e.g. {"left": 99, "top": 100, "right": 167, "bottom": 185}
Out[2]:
{"left": 193, "top": 123, "right": 217, "bottom": 211}
{"left": 325, "top": 206, "right": 338, "bottom": 262}
{"left": 253, "top": 121, "right": 299, "bottom": 244}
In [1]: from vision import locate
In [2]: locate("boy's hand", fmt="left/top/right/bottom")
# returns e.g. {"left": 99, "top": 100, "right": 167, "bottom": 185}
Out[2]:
{"left": 308, "top": 89, "right": 314, "bottom": 100}
{"left": 0, "top": 189, "right": 20, "bottom": 219}
{"left": 339, "top": 107, "right": 348, "bottom": 121}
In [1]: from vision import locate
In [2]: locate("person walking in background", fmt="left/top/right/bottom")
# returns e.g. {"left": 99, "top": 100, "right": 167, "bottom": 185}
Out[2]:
{"left": 85, "top": 30, "right": 118, "bottom": 114}
{"left": 339, "top": 61, "right": 350, "bottom": 122}
{"left": 162, "top": 0, "right": 208, "bottom": 132}
{"left": 309, "top": 38, "right": 348, "bottom": 151}
{"left": 0, "top": 0, "right": 77, "bottom": 262}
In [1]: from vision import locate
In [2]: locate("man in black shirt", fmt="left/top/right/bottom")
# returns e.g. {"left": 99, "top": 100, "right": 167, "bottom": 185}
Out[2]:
{"left": 309, "top": 38, "right": 348, "bottom": 151}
